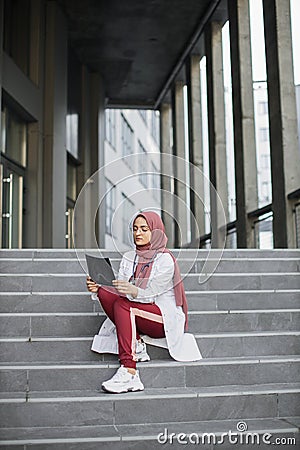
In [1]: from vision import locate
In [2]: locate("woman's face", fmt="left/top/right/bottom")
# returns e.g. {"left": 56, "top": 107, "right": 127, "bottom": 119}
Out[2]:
{"left": 133, "top": 216, "right": 152, "bottom": 245}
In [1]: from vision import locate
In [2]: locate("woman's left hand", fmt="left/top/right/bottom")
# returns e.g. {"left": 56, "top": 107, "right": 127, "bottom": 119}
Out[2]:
{"left": 112, "top": 280, "right": 138, "bottom": 298}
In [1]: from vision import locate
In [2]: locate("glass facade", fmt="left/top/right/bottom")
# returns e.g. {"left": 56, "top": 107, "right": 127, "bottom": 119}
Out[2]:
{"left": 66, "top": 114, "right": 79, "bottom": 160}
{"left": 249, "top": 0, "right": 272, "bottom": 211}
{"left": 222, "top": 21, "right": 236, "bottom": 223}
{"left": 138, "top": 141, "right": 148, "bottom": 188}
{"left": 122, "top": 192, "right": 135, "bottom": 246}
{"left": 151, "top": 161, "right": 160, "bottom": 202}
{"left": 105, "top": 109, "right": 116, "bottom": 149}
{"left": 3, "top": 0, "right": 31, "bottom": 77}
{"left": 1, "top": 106, "right": 27, "bottom": 167}
{"left": 105, "top": 178, "right": 116, "bottom": 236}
{"left": 121, "top": 114, "right": 133, "bottom": 159}
{"left": 199, "top": 56, "right": 211, "bottom": 235}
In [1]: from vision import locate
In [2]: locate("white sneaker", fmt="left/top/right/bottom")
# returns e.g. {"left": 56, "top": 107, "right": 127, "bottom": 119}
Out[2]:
{"left": 102, "top": 366, "right": 144, "bottom": 394}
{"left": 136, "top": 340, "right": 150, "bottom": 362}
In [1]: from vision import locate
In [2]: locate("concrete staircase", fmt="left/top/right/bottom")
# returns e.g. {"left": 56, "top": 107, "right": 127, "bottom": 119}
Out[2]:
{"left": 0, "top": 249, "right": 299, "bottom": 449}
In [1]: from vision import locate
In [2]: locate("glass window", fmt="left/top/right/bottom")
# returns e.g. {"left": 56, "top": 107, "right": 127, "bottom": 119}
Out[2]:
{"left": 139, "top": 110, "right": 147, "bottom": 123}
{"left": 4, "top": 0, "right": 30, "bottom": 76}
{"left": 261, "top": 154, "right": 270, "bottom": 170}
{"left": 254, "top": 212, "right": 273, "bottom": 249}
{"left": 290, "top": 0, "right": 300, "bottom": 85}
{"left": 259, "top": 127, "right": 269, "bottom": 142}
{"left": 105, "top": 179, "right": 116, "bottom": 235}
{"left": 67, "top": 161, "right": 77, "bottom": 202}
{"left": 121, "top": 114, "right": 133, "bottom": 159}
{"left": 1, "top": 106, "right": 27, "bottom": 167}
{"left": 122, "top": 193, "right": 135, "bottom": 246}
{"left": 151, "top": 161, "right": 160, "bottom": 201}
{"left": 222, "top": 21, "right": 236, "bottom": 223}
{"left": 138, "top": 141, "right": 148, "bottom": 188}
{"left": 290, "top": 0, "right": 300, "bottom": 152}
{"left": 151, "top": 110, "right": 160, "bottom": 144}
{"left": 250, "top": 0, "right": 272, "bottom": 209}
{"left": 105, "top": 109, "right": 116, "bottom": 149}
{"left": 258, "top": 101, "right": 268, "bottom": 115}
{"left": 66, "top": 114, "right": 79, "bottom": 159}
{"left": 261, "top": 180, "right": 271, "bottom": 203}
{"left": 200, "top": 56, "right": 211, "bottom": 235}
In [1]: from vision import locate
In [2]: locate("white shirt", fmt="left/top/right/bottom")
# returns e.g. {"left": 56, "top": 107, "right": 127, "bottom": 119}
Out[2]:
{"left": 91, "top": 250, "right": 202, "bottom": 361}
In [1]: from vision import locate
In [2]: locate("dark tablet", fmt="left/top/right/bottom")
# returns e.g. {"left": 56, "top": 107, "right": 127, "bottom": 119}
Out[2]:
{"left": 85, "top": 254, "right": 115, "bottom": 285}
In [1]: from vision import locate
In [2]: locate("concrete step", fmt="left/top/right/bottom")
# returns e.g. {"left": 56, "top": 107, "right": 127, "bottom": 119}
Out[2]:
{"left": 1, "top": 257, "right": 299, "bottom": 274}
{"left": 0, "top": 311, "right": 299, "bottom": 338}
{"left": 0, "top": 383, "right": 299, "bottom": 429}
{"left": 0, "top": 417, "right": 298, "bottom": 449}
{"left": 0, "top": 332, "right": 299, "bottom": 363}
{"left": 0, "top": 356, "right": 299, "bottom": 393}
{"left": 1, "top": 290, "right": 299, "bottom": 313}
{"left": 187, "top": 290, "right": 300, "bottom": 311}
{"left": 1, "top": 272, "right": 299, "bottom": 292}
{"left": 0, "top": 249, "right": 299, "bottom": 449}
{"left": 1, "top": 248, "right": 300, "bottom": 259}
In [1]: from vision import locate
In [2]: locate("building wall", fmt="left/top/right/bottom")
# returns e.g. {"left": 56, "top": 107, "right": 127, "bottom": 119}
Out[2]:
{"left": 0, "top": 0, "right": 107, "bottom": 249}
{"left": 104, "top": 109, "right": 161, "bottom": 251}
{"left": 0, "top": 0, "right": 161, "bottom": 251}
{"left": 296, "top": 85, "right": 300, "bottom": 152}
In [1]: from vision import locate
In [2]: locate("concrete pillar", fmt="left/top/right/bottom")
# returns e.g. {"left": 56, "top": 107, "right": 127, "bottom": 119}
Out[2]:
{"left": 26, "top": 122, "right": 44, "bottom": 247}
{"left": 205, "top": 22, "right": 229, "bottom": 248}
{"left": 89, "top": 72, "right": 106, "bottom": 248}
{"left": 43, "top": 1, "right": 67, "bottom": 247}
{"left": 171, "top": 81, "right": 189, "bottom": 247}
{"left": 228, "top": 0, "right": 258, "bottom": 247}
{"left": 186, "top": 55, "right": 206, "bottom": 244}
{"left": 24, "top": 2, "right": 44, "bottom": 248}
{"left": 76, "top": 66, "right": 93, "bottom": 248}
{"left": 263, "top": 0, "right": 300, "bottom": 248}
{"left": 160, "top": 103, "right": 175, "bottom": 247}
{"left": 0, "top": 0, "right": 3, "bottom": 248}
{"left": 0, "top": 0, "right": 3, "bottom": 141}
{"left": 73, "top": 68, "right": 106, "bottom": 250}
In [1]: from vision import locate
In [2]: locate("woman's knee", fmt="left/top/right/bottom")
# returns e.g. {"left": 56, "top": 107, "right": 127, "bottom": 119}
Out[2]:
{"left": 112, "top": 296, "right": 129, "bottom": 312}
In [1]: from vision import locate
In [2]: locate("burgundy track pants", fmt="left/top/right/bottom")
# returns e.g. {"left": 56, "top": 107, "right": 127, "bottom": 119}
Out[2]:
{"left": 97, "top": 286, "right": 165, "bottom": 368}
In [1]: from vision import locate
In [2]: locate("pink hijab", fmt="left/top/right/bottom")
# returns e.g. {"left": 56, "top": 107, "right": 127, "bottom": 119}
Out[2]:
{"left": 133, "top": 211, "right": 188, "bottom": 330}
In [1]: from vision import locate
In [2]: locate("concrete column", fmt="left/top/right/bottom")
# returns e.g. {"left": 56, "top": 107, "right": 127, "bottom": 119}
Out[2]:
{"left": 89, "top": 72, "right": 106, "bottom": 248}
{"left": 263, "top": 0, "right": 300, "bottom": 248}
{"left": 25, "top": 122, "right": 43, "bottom": 247}
{"left": 0, "top": 0, "right": 3, "bottom": 248}
{"left": 171, "top": 81, "right": 189, "bottom": 247}
{"left": 73, "top": 68, "right": 106, "bottom": 250}
{"left": 43, "top": 1, "right": 67, "bottom": 247}
{"left": 160, "top": 103, "right": 175, "bottom": 247}
{"left": 228, "top": 0, "right": 258, "bottom": 248}
{"left": 0, "top": 0, "right": 3, "bottom": 140}
{"left": 24, "top": 2, "right": 45, "bottom": 248}
{"left": 76, "top": 66, "right": 93, "bottom": 248}
{"left": 205, "top": 22, "right": 229, "bottom": 248}
{"left": 186, "top": 55, "right": 206, "bottom": 244}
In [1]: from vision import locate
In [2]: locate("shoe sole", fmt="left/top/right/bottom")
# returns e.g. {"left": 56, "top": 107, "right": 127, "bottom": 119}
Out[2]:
{"left": 136, "top": 355, "right": 151, "bottom": 362}
{"left": 101, "top": 384, "right": 144, "bottom": 394}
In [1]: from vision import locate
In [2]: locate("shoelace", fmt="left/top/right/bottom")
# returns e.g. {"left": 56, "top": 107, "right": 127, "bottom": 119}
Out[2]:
{"left": 110, "top": 366, "right": 131, "bottom": 382}
{"left": 136, "top": 342, "right": 144, "bottom": 353}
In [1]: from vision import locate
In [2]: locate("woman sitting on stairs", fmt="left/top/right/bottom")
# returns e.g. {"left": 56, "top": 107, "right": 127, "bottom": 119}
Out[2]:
{"left": 86, "top": 211, "right": 202, "bottom": 394}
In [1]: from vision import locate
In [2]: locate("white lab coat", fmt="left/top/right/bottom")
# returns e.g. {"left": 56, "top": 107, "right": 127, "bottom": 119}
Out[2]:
{"left": 91, "top": 250, "right": 202, "bottom": 361}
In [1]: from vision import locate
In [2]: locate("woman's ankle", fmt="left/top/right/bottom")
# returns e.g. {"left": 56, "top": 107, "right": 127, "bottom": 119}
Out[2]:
{"left": 126, "top": 367, "right": 136, "bottom": 375}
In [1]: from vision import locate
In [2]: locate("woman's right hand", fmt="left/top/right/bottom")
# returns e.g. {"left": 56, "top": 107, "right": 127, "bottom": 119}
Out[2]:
{"left": 86, "top": 276, "right": 99, "bottom": 293}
